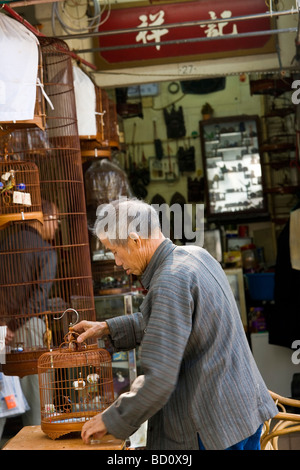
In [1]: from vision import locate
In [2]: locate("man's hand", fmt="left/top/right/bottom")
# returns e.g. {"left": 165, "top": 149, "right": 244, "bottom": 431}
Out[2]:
{"left": 71, "top": 320, "right": 110, "bottom": 343}
{"left": 81, "top": 413, "right": 108, "bottom": 444}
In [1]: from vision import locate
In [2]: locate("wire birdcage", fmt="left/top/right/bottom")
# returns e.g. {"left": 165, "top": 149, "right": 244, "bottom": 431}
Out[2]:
{"left": 0, "top": 37, "right": 96, "bottom": 377}
{"left": 100, "top": 88, "right": 112, "bottom": 149}
{"left": 79, "top": 85, "right": 111, "bottom": 159}
{"left": 80, "top": 86, "right": 120, "bottom": 161}
{"left": 108, "top": 97, "right": 120, "bottom": 149}
{"left": 0, "top": 160, "right": 43, "bottom": 228}
{"left": 38, "top": 328, "right": 114, "bottom": 440}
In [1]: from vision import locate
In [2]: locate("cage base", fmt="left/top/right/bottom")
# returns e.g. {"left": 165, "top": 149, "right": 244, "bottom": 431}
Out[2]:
{"left": 0, "top": 211, "right": 44, "bottom": 229}
{"left": 2, "top": 350, "right": 48, "bottom": 377}
{"left": 41, "top": 411, "right": 98, "bottom": 440}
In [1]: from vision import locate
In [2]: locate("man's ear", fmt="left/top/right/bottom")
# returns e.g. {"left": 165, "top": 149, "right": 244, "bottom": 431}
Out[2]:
{"left": 128, "top": 232, "right": 141, "bottom": 247}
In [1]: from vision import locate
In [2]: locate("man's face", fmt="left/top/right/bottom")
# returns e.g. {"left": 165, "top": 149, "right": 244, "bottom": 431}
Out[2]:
{"left": 101, "top": 236, "right": 147, "bottom": 276}
{"left": 42, "top": 205, "right": 60, "bottom": 241}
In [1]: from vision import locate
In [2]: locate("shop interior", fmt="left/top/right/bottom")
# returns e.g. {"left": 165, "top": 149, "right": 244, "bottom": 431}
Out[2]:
{"left": 1, "top": 0, "right": 300, "bottom": 450}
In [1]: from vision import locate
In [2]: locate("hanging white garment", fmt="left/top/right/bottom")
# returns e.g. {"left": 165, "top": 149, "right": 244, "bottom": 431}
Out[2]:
{"left": 73, "top": 66, "right": 97, "bottom": 137}
{"left": 0, "top": 13, "right": 39, "bottom": 122}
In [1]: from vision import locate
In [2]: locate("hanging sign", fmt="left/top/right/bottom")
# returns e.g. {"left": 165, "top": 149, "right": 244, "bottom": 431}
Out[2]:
{"left": 96, "top": 0, "right": 276, "bottom": 69}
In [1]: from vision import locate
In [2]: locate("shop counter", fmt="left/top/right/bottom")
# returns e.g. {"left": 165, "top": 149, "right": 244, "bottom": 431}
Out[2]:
{"left": 2, "top": 425, "right": 125, "bottom": 450}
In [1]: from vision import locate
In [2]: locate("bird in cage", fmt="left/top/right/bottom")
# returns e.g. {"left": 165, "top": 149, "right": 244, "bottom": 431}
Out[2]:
{"left": 1, "top": 169, "right": 15, "bottom": 205}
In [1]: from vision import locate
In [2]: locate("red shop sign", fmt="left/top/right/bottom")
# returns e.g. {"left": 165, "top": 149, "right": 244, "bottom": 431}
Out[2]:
{"left": 97, "top": 0, "right": 275, "bottom": 68}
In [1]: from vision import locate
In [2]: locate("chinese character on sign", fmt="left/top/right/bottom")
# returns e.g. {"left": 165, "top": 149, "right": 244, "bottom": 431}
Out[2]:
{"left": 136, "top": 11, "right": 169, "bottom": 50}
{"left": 201, "top": 10, "right": 238, "bottom": 37}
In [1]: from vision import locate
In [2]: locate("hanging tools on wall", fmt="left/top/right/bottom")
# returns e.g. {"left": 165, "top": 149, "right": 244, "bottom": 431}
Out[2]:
{"left": 153, "top": 120, "right": 164, "bottom": 160}
{"left": 128, "top": 123, "right": 149, "bottom": 198}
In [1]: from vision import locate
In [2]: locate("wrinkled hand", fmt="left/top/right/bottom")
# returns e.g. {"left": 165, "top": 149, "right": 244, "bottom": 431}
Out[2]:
{"left": 81, "top": 413, "right": 108, "bottom": 444}
{"left": 70, "top": 320, "right": 110, "bottom": 343}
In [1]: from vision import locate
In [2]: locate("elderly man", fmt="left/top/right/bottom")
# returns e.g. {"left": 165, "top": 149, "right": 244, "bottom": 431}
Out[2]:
{"left": 73, "top": 197, "right": 277, "bottom": 450}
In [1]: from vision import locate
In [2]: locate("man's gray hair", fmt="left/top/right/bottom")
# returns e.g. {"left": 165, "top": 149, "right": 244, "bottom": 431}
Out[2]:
{"left": 93, "top": 197, "right": 161, "bottom": 246}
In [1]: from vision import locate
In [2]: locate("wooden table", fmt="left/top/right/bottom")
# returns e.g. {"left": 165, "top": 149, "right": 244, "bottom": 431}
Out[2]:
{"left": 2, "top": 425, "right": 125, "bottom": 450}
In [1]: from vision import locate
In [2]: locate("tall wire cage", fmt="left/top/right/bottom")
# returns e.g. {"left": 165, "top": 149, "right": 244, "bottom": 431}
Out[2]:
{"left": 38, "top": 331, "right": 114, "bottom": 440}
{"left": 0, "top": 37, "right": 96, "bottom": 377}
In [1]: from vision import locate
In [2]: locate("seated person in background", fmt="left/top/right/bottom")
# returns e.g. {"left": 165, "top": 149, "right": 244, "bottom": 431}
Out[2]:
{"left": 0, "top": 199, "right": 59, "bottom": 432}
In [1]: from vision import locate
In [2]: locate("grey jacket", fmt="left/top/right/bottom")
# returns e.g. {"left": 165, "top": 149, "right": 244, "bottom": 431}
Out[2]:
{"left": 103, "top": 239, "right": 277, "bottom": 450}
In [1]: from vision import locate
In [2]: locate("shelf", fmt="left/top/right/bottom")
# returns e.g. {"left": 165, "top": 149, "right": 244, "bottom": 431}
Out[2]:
{"left": 260, "top": 143, "right": 295, "bottom": 153}
{"left": 219, "top": 131, "right": 243, "bottom": 137}
{"left": 262, "top": 107, "right": 295, "bottom": 118}
{"left": 112, "top": 361, "right": 129, "bottom": 369}
{"left": 262, "top": 159, "right": 292, "bottom": 169}
{"left": 217, "top": 146, "right": 247, "bottom": 151}
{"left": 250, "top": 78, "right": 293, "bottom": 97}
{"left": 271, "top": 217, "right": 289, "bottom": 225}
{"left": 257, "top": 82, "right": 299, "bottom": 241}
{"left": 264, "top": 185, "right": 299, "bottom": 195}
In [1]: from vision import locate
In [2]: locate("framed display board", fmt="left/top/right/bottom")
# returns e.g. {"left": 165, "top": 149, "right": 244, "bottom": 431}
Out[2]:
{"left": 200, "top": 115, "right": 268, "bottom": 221}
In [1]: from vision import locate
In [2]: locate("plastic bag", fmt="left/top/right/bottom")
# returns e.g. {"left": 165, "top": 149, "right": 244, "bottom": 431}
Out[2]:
{"left": 0, "top": 14, "right": 39, "bottom": 121}
{"left": 0, "top": 372, "right": 29, "bottom": 418}
{"left": 0, "top": 326, "right": 6, "bottom": 365}
{"left": 73, "top": 66, "right": 97, "bottom": 137}
{"left": 84, "top": 159, "right": 133, "bottom": 229}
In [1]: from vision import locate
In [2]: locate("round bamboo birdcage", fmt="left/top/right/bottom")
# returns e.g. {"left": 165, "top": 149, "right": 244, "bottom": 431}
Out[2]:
{"left": 38, "top": 331, "right": 114, "bottom": 440}
{"left": 0, "top": 160, "right": 43, "bottom": 229}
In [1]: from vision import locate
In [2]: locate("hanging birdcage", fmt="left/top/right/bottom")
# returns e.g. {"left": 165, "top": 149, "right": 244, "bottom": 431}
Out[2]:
{"left": 0, "top": 37, "right": 96, "bottom": 377}
{"left": 38, "top": 328, "right": 114, "bottom": 440}
{"left": 0, "top": 160, "right": 43, "bottom": 228}
{"left": 0, "top": 16, "right": 46, "bottom": 137}
{"left": 73, "top": 66, "right": 98, "bottom": 141}
{"left": 100, "top": 88, "right": 112, "bottom": 149}
{"left": 80, "top": 87, "right": 120, "bottom": 160}
{"left": 108, "top": 98, "right": 120, "bottom": 149}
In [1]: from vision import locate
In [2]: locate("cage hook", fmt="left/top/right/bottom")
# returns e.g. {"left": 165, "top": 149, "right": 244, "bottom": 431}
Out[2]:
{"left": 54, "top": 308, "right": 79, "bottom": 327}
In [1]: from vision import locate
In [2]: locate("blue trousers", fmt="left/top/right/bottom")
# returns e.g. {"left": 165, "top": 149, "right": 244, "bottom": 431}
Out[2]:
{"left": 198, "top": 425, "right": 263, "bottom": 450}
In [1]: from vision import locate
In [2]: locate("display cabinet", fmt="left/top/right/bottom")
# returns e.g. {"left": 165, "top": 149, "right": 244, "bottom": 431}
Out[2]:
{"left": 224, "top": 268, "right": 247, "bottom": 329}
{"left": 92, "top": 259, "right": 132, "bottom": 296}
{"left": 200, "top": 115, "right": 268, "bottom": 221}
{"left": 94, "top": 292, "right": 144, "bottom": 399}
{"left": 260, "top": 93, "right": 299, "bottom": 239}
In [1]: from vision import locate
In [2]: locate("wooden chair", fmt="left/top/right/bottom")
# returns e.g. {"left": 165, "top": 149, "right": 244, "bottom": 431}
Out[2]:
{"left": 261, "top": 391, "right": 300, "bottom": 450}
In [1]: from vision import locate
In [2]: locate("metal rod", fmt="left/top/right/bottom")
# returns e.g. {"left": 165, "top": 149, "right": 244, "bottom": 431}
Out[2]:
{"left": 1, "top": 0, "right": 64, "bottom": 6}
{"left": 74, "top": 27, "right": 298, "bottom": 54}
{"left": 54, "top": 308, "right": 79, "bottom": 327}
{"left": 2, "top": 3, "right": 44, "bottom": 36}
{"left": 2, "top": 3, "right": 97, "bottom": 70}
{"left": 54, "top": 7, "right": 299, "bottom": 41}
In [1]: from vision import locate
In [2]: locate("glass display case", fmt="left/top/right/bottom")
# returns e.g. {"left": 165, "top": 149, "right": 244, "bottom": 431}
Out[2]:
{"left": 200, "top": 115, "right": 268, "bottom": 221}
{"left": 92, "top": 260, "right": 132, "bottom": 295}
{"left": 94, "top": 292, "right": 144, "bottom": 399}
